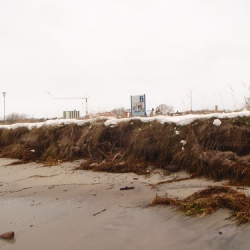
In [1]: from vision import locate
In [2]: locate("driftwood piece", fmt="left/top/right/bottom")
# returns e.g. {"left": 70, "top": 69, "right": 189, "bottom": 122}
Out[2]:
{"left": 93, "top": 209, "right": 106, "bottom": 216}
{"left": 120, "top": 186, "right": 135, "bottom": 190}
{"left": 0, "top": 231, "right": 15, "bottom": 240}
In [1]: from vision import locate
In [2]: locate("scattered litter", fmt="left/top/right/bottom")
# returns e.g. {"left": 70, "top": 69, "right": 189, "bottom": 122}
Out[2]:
{"left": 120, "top": 186, "right": 135, "bottom": 190}
{"left": 133, "top": 178, "right": 138, "bottom": 180}
{"left": 89, "top": 193, "right": 97, "bottom": 196}
{"left": 31, "top": 202, "right": 41, "bottom": 206}
{"left": 93, "top": 209, "right": 106, "bottom": 216}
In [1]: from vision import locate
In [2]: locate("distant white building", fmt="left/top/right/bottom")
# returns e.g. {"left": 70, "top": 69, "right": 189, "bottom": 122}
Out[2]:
{"left": 63, "top": 110, "right": 80, "bottom": 119}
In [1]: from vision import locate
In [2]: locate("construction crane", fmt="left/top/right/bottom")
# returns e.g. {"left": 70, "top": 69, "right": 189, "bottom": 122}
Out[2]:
{"left": 53, "top": 96, "right": 90, "bottom": 116}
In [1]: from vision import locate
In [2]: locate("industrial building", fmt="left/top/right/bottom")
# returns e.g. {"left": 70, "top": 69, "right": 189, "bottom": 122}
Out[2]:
{"left": 63, "top": 110, "right": 80, "bottom": 119}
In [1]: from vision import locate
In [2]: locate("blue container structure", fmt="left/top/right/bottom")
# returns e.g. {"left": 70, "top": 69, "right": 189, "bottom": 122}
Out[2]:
{"left": 131, "top": 94, "right": 146, "bottom": 117}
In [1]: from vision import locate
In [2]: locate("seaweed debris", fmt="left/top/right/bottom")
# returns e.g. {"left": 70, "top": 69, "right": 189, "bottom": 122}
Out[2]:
{"left": 150, "top": 185, "right": 250, "bottom": 225}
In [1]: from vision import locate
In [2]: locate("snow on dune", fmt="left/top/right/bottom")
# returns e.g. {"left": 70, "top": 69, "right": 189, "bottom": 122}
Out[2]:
{"left": 104, "top": 110, "right": 250, "bottom": 126}
{"left": 0, "top": 110, "right": 249, "bottom": 130}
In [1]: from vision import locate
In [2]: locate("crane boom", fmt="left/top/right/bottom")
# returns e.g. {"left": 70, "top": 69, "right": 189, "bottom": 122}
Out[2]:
{"left": 53, "top": 97, "right": 90, "bottom": 116}
{"left": 54, "top": 97, "right": 87, "bottom": 99}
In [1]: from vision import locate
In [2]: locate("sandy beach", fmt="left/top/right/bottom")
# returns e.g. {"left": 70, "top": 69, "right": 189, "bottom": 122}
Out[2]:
{"left": 1, "top": 158, "right": 250, "bottom": 250}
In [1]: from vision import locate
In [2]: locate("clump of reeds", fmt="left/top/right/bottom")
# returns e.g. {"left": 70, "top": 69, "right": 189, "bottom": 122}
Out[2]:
{"left": 151, "top": 186, "right": 250, "bottom": 225}
{"left": 123, "top": 121, "right": 180, "bottom": 167}
{"left": 0, "top": 127, "right": 29, "bottom": 146}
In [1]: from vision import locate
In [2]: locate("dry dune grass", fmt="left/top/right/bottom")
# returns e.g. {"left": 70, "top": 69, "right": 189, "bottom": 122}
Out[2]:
{"left": 123, "top": 121, "right": 179, "bottom": 166}
{"left": 0, "top": 117, "right": 249, "bottom": 182}
{"left": 0, "top": 127, "right": 29, "bottom": 146}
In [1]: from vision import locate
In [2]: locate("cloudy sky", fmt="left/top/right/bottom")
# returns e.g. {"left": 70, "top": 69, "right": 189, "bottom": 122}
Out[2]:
{"left": 0, "top": 0, "right": 249, "bottom": 118}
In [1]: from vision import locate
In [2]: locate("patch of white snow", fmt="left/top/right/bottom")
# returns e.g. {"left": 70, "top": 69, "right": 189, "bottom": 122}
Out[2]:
{"left": 213, "top": 119, "right": 222, "bottom": 126}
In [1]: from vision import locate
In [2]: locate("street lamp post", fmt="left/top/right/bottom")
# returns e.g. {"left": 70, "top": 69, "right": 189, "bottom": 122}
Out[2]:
{"left": 185, "top": 88, "right": 197, "bottom": 113}
{"left": 189, "top": 89, "right": 193, "bottom": 113}
{"left": 2, "top": 92, "right": 6, "bottom": 121}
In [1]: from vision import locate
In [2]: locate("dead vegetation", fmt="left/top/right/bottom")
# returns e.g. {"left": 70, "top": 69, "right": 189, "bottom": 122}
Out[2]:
{"left": 76, "top": 159, "right": 149, "bottom": 175}
{"left": 150, "top": 186, "right": 250, "bottom": 225}
{"left": 0, "top": 117, "right": 249, "bottom": 182}
{"left": 149, "top": 176, "right": 194, "bottom": 188}
{"left": 1, "top": 116, "right": 250, "bottom": 224}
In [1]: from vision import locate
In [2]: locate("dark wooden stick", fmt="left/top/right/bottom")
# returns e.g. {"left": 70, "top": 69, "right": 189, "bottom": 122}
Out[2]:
{"left": 93, "top": 209, "right": 106, "bottom": 216}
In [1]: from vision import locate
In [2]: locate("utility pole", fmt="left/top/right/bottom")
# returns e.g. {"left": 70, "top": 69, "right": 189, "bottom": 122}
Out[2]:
{"left": 2, "top": 92, "right": 6, "bottom": 121}
{"left": 85, "top": 97, "right": 88, "bottom": 116}
{"left": 185, "top": 88, "right": 197, "bottom": 113}
{"left": 189, "top": 89, "right": 193, "bottom": 113}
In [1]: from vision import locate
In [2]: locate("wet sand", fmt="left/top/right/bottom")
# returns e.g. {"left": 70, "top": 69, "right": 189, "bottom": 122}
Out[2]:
{"left": 1, "top": 158, "right": 250, "bottom": 250}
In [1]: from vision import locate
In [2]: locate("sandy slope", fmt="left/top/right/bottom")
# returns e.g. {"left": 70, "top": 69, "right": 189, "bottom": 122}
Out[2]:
{"left": 1, "top": 159, "right": 250, "bottom": 250}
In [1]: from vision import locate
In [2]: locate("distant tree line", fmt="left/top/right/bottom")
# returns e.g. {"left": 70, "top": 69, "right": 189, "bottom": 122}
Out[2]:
{"left": 6, "top": 113, "right": 28, "bottom": 121}
{"left": 155, "top": 104, "right": 174, "bottom": 115}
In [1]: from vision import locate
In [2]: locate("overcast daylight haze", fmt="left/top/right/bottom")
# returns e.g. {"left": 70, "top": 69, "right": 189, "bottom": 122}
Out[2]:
{"left": 0, "top": 0, "right": 250, "bottom": 119}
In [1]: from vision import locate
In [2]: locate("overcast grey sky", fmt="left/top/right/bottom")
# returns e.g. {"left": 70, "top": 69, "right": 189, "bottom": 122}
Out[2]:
{"left": 0, "top": 0, "right": 249, "bottom": 118}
